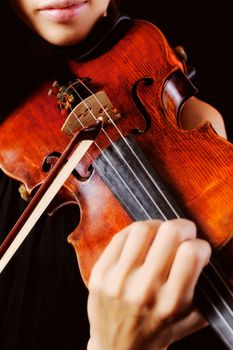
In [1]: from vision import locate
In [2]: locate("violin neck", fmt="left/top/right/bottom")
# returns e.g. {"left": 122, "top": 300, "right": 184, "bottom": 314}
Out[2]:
{"left": 93, "top": 135, "right": 233, "bottom": 349}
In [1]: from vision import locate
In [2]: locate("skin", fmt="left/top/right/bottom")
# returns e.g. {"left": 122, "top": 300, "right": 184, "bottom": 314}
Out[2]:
{"left": 8, "top": 1, "right": 228, "bottom": 349}
{"left": 87, "top": 219, "right": 211, "bottom": 350}
{"left": 9, "top": 0, "right": 110, "bottom": 46}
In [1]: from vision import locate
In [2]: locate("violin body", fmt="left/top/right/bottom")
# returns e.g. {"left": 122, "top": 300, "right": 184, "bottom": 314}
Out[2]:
{"left": 1, "top": 18, "right": 233, "bottom": 346}
{"left": 1, "top": 19, "right": 233, "bottom": 283}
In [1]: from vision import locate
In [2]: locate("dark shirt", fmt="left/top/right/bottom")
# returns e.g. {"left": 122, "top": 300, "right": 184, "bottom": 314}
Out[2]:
{"left": 0, "top": 171, "right": 89, "bottom": 350}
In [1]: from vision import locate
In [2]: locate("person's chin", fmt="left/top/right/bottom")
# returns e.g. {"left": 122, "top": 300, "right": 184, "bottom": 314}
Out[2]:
{"left": 39, "top": 28, "right": 84, "bottom": 47}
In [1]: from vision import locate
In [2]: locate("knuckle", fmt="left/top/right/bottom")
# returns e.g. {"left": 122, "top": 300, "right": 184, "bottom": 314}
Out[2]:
{"left": 158, "top": 221, "right": 183, "bottom": 243}
{"left": 129, "top": 221, "right": 153, "bottom": 240}
{"left": 179, "top": 239, "right": 211, "bottom": 266}
{"left": 88, "top": 274, "right": 101, "bottom": 292}
{"left": 126, "top": 289, "right": 149, "bottom": 308}
{"left": 90, "top": 259, "right": 103, "bottom": 277}
{"left": 178, "top": 241, "right": 199, "bottom": 265}
{"left": 130, "top": 220, "right": 151, "bottom": 232}
{"left": 131, "top": 220, "right": 161, "bottom": 232}
{"left": 128, "top": 220, "right": 162, "bottom": 240}
{"left": 158, "top": 219, "right": 197, "bottom": 242}
{"left": 105, "top": 284, "right": 121, "bottom": 299}
{"left": 111, "top": 229, "right": 125, "bottom": 243}
{"left": 104, "top": 267, "right": 127, "bottom": 299}
{"left": 200, "top": 239, "right": 212, "bottom": 262}
{"left": 89, "top": 268, "right": 122, "bottom": 298}
{"left": 157, "top": 302, "right": 177, "bottom": 322}
{"left": 179, "top": 240, "right": 194, "bottom": 255}
{"left": 123, "top": 274, "right": 152, "bottom": 307}
{"left": 88, "top": 257, "right": 110, "bottom": 291}
{"left": 157, "top": 295, "right": 189, "bottom": 322}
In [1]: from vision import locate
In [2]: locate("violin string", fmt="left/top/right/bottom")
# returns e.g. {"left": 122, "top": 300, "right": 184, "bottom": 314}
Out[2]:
{"left": 196, "top": 283, "right": 233, "bottom": 338}
{"left": 200, "top": 268, "right": 233, "bottom": 307}
{"left": 69, "top": 93, "right": 233, "bottom": 328}
{"left": 75, "top": 79, "right": 181, "bottom": 219}
{"left": 58, "top": 85, "right": 145, "bottom": 216}
{"left": 78, "top": 79, "right": 180, "bottom": 218}
{"left": 67, "top": 98, "right": 160, "bottom": 219}
{"left": 63, "top": 85, "right": 152, "bottom": 220}
{"left": 63, "top": 81, "right": 233, "bottom": 314}
{"left": 72, "top": 80, "right": 233, "bottom": 300}
{"left": 210, "top": 263, "right": 233, "bottom": 298}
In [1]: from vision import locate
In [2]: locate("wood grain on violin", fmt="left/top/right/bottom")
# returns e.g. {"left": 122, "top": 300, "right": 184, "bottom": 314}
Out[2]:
{"left": 0, "top": 19, "right": 233, "bottom": 348}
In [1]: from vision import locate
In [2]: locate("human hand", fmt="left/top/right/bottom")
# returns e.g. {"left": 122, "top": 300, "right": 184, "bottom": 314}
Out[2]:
{"left": 87, "top": 219, "right": 211, "bottom": 350}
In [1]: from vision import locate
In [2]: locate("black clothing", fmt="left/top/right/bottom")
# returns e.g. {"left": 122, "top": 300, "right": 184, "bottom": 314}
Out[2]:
{"left": 0, "top": 171, "right": 89, "bottom": 350}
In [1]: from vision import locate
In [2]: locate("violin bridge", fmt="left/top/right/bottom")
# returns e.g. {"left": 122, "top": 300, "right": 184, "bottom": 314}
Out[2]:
{"left": 61, "top": 91, "right": 121, "bottom": 136}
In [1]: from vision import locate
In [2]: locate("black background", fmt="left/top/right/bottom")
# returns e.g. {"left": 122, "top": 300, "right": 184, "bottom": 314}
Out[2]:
{"left": 120, "top": 0, "right": 232, "bottom": 141}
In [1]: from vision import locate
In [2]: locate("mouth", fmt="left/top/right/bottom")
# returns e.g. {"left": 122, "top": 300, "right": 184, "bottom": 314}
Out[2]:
{"left": 38, "top": 0, "right": 88, "bottom": 22}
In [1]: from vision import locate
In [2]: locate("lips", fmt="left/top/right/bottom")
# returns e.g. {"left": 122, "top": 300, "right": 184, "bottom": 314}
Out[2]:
{"left": 38, "top": 0, "right": 87, "bottom": 10}
{"left": 38, "top": 0, "right": 88, "bottom": 22}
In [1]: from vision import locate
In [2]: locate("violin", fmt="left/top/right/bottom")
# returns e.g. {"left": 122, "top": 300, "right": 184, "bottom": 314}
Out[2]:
{"left": 0, "top": 17, "right": 233, "bottom": 348}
